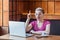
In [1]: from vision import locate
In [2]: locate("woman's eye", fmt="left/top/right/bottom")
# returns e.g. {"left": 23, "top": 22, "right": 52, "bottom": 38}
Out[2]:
{"left": 36, "top": 14, "right": 38, "bottom": 15}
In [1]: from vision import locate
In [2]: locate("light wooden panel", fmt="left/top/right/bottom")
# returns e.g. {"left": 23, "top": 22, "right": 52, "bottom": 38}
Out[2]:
{"left": 55, "top": 0, "right": 60, "bottom": 1}
{"left": 35, "top": 2, "right": 42, "bottom": 8}
{"left": 55, "top": 2, "right": 60, "bottom": 15}
{"left": 0, "top": 0, "right": 2, "bottom": 11}
{"left": 3, "top": 0, "right": 9, "bottom": 26}
{"left": 48, "top": 2, "right": 54, "bottom": 14}
{"left": 3, "top": 0, "right": 9, "bottom": 11}
{"left": 48, "top": 0, "right": 54, "bottom": 1}
{"left": 42, "top": 2, "right": 47, "bottom": 14}
{"left": 44, "top": 15, "right": 60, "bottom": 19}
{"left": 0, "top": 0, "right": 2, "bottom": 26}
{"left": 0, "top": 12, "right": 2, "bottom": 26}
{"left": 16, "top": 0, "right": 42, "bottom": 1}
{"left": 29, "top": 0, "right": 42, "bottom": 1}
{"left": 42, "top": 0, "right": 47, "bottom": 1}
{"left": 3, "top": 12, "right": 9, "bottom": 26}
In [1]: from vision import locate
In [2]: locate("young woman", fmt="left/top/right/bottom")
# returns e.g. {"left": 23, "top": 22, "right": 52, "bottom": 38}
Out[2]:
{"left": 25, "top": 7, "right": 50, "bottom": 35}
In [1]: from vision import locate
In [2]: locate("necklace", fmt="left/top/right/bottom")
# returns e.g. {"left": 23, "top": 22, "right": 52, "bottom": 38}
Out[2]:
{"left": 37, "top": 20, "right": 44, "bottom": 29}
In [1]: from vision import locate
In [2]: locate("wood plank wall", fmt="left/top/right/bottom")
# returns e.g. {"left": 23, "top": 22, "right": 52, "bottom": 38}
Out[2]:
{"left": 0, "top": 0, "right": 9, "bottom": 27}
{"left": 0, "top": 0, "right": 60, "bottom": 26}
{"left": 0, "top": 0, "right": 2, "bottom": 26}
{"left": 9, "top": 0, "right": 60, "bottom": 21}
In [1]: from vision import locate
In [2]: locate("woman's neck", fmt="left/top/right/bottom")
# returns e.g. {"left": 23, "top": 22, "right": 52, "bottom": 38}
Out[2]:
{"left": 37, "top": 19, "right": 44, "bottom": 23}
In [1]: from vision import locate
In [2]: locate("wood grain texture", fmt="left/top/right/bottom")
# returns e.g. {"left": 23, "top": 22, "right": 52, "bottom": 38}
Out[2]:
{"left": 0, "top": 0, "right": 2, "bottom": 26}
{"left": 55, "top": 2, "right": 60, "bottom": 15}
{"left": 0, "top": 34, "right": 60, "bottom": 40}
{"left": 3, "top": 0, "right": 9, "bottom": 26}
{"left": 9, "top": 0, "right": 60, "bottom": 20}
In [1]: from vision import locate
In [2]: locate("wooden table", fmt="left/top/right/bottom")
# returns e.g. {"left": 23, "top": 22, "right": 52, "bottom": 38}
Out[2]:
{"left": 0, "top": 34, "right": 60, "bottom": 40}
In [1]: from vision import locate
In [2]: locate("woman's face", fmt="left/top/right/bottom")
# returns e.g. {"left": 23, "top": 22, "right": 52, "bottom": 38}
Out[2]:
{"left": 35, "top": 11, "right": 44, "bottom": 20}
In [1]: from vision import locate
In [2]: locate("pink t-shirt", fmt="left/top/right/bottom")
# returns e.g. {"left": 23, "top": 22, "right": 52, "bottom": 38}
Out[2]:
{"left": 30, "top": 20, "right": 50, "bottom": 31}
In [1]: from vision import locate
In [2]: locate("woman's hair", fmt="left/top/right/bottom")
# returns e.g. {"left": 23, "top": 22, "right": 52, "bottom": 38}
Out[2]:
{"left": 35, "top": 7, "right": 44, "bottom": 14}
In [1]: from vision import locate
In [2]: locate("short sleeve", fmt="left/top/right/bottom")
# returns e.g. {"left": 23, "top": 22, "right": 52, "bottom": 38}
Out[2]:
{"left": 30, "top": 21, "right": 35, "bottom": 27}
{"left": 44, "top": 21, "right": 50, "bottom": 30}
{"left": 46, "top": 21, "right": 50, "bottom": 24}
{"left": 44, "top": 20, "right": 50, "bottom": 26}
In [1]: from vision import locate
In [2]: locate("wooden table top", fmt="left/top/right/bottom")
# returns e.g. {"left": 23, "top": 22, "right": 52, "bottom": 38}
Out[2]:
{"left": 0, "top": 34, "right": 60, "bottom": 40}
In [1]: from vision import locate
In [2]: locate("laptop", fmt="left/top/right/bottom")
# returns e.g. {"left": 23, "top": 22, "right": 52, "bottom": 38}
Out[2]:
{"left": 9, "top": 21, "right": 33, "bottom": 37}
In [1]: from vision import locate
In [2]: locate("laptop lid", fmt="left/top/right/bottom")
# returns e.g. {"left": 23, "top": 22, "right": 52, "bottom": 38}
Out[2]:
{"left": 9, "top": 21, "right": 26, "bottom": 37}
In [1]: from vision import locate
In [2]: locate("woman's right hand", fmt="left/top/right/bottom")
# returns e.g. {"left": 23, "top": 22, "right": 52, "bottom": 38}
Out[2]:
{"left": 27, "top": 10, "right": 31, "bottom": 19}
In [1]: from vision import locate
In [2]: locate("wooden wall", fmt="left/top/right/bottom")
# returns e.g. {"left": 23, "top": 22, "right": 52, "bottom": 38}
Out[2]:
{"left": 42, "top": 0, "right": 60, "bottom": 19}
{"left": 0, "top": 0, "right": 2, "bottom": 26}
{"left": 1, "top": 0, "right": 60, "bottom": 22}
{"left": 9, "top": 0, "right": 60, "bottom": 21}
{"left": 0, "top": 0, "right": 9, "bottom": 27}
{"left": 0, "top": 0, "right": 60, "bottom": 26}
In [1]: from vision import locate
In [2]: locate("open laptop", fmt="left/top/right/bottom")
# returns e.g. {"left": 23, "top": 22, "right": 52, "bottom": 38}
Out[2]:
{"left": 9, "top": 21, "right": 33, "bottom": 37}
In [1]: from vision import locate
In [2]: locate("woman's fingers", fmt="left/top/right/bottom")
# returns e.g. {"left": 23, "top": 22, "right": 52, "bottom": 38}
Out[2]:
{"left": 29, "top": 10, "right": 31, "bottom": 14}
{"left": 28, "top": 10, "right": 31, "bottom": 15}
{"left": 27, "top": 10, "right": 31, "bottom": 19}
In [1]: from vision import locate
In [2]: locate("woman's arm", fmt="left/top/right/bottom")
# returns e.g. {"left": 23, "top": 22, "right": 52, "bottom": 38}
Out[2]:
{"left": 45, "top": 24, "right": 50, "bottom": 34}
{"left": 25, "top": 10, "right": 32, "bottom": 32}
{"left": 26, "top": 24, "right": 32, "bottom": 32}
{"left": 25, "top": 19, "right": 32, "bottom": 32}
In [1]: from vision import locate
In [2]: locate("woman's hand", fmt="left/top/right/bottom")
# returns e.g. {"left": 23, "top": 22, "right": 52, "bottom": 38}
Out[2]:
{"left": 27, "top": 10, "right": 31, "bottom": 19}
{"left": 31, "top": 30, "right": 42, "bottom": 35}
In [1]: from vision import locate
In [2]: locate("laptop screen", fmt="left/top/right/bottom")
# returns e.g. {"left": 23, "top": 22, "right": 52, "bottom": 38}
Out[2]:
{"left": 9, "top": 21, "right": 26, "bottom": 37}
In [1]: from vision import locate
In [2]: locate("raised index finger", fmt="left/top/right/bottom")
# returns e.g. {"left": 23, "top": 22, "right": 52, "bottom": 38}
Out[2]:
{"left": 29, "top": 10, "right": 31, "bottom": 14}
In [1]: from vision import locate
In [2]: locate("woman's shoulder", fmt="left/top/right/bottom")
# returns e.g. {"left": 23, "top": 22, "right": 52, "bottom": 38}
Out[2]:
{"left": 30, "top": 21, "right": 37, "bottom": 24}
{"left": 44, "top": 20, "right": 50, "bottom": 24}
{"left": 30, "top": 20, "right": 37, "bottom": 23}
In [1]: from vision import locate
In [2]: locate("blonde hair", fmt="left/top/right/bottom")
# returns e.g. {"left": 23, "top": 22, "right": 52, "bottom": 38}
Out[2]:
{"left": 35, "top": 7, "right": 44, "bottom": 14}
